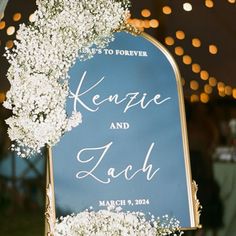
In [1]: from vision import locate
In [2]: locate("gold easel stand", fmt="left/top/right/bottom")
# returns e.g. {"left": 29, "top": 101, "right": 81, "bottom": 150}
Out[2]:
{"left": 45, "top": 146, "right": 56, "bottom": 236}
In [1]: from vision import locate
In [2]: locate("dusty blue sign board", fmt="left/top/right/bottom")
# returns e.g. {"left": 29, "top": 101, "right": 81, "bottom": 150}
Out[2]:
{"left": 53, "top": 32, "right": 196, "bottom": 228}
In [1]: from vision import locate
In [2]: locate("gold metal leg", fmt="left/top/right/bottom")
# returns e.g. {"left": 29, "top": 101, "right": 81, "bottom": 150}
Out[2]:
{"left": 45, "top": 146, "right": 56, "bottom": 236}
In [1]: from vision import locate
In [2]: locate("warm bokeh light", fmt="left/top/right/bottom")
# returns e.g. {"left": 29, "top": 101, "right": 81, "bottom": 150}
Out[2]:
{"left": 200, "top": 93, "right": 210, "bottom": 103}
{"left": 0, "top": 21, "right": 6, "bottom": 30}
{"left": 228, "top": 0, "right": 235, "bottom": 3}
{"left": 132, "top": 18, "right": 142, "bottom": 28}
{"left": 209, "top": 77, "right": 217, "bottom": 86}
{"left": 29, "top": 13, "right": 36, "bottom": 22}
{"left": 165, "top": 36, "right": 174, "bottom": 46}
{"left": 205, "top": 0, "right": 214, "bottom": 8}
{"left": 209, "top": 44, "right": 218, "bottom": 54}
{"left": 183, "top": 55, "right": 192, "bottom": 65}
{"left": 6, "top": 40, "right": 14, "bottom": 49}
{"left": 141, "top": 9, "right": 151, "bottom": 18}
{"left": 192, "top": 38, "right": 201, "bottom": 47}
{"left": 0, "top": 92, "right": 6, "bottom": 103}
{"left": 190, "top": 94, "right": 199, "bottom": 103}
{"left": 182, "top": 78, "right": 186, "bottom": 86}
{"left": 6, "top": 26, "right": 15, "bottom": 35}
{"left": 149, "top": 19, "right": 159, "bottom": 28}
{"left": 225, "top": 86, "right": 232, "bottom": 95}
{"left": 176, "top": 30, "right": 185, "bottom": 40}
{"left": 143, "top": 20, "right": 150, "bottom": 28}
{"left": 190, "top": 80, "right": 199, "bottom": 91}
{"left": 13, "top": 13, "right": 22, "bottom": 22}
{"left": 219, "top": 91, "right": 226, "bottom": 97}
{"left": 183, "top": 3, "right": 193, "bottom": 11}
{"left": 204, "top": 84, "right": 213, "bottom": 94}
{"left": 217, "top": 82, "right": 225, "bottom": 92}
{"left": 233, "top": 89, "right": 236, "bottom": 99}
{"left": 192, "top": 64, "right": 201, "bottom": 73}
{"left": 175, "top": 46, "right": 184, "bottom": 56}
{"left": 162, "top": 6, "right": 172, "bottom": 15}
{"left": 200, "top": 70, "right": 209, "bottom": 80}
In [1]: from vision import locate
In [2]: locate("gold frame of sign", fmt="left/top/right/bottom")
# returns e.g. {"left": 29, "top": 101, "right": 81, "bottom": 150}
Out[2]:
{"left": 44, "top": 25, "right": 202, "bottom": 235}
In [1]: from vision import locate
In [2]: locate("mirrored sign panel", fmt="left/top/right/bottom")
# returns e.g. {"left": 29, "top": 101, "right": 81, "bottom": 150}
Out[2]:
{"left": 53, "top": 32, "right": 198, "bottom": 228}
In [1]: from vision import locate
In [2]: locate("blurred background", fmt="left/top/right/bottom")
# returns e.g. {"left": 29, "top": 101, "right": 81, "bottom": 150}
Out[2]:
{"left": 0, "top": 0, "right": 235, "bottom": 235}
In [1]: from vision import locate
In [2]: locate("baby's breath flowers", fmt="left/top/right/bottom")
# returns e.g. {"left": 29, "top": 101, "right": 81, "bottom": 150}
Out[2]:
{"left": 55, "top": 210, "right": 183, "bottom": 236}
{"left": 3, "top": 0, "right": 130, "bottom": 157}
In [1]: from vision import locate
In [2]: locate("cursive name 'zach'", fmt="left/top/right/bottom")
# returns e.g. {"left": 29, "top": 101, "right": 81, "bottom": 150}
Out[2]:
{"left": 70, "top": 71, "right": 171, "bottom": 113}
{"left": 76, "top": 142, "right": 160, "bottom": 184}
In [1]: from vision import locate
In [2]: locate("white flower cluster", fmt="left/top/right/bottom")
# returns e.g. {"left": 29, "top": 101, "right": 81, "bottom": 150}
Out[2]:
{"left": 3, "top": 0, "right": 130, "bottom": 157}
{"left": 55, "top": 210, "right": 183, "bottom": 236}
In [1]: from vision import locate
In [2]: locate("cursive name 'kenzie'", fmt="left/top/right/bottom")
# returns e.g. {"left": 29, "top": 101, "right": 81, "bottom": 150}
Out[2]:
{"left": 70, "top": 71, "right": 171, "bottom": 113}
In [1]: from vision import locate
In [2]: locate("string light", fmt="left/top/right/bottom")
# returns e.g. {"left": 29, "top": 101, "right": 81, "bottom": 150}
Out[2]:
{"left": 200, "top": 70, "right": 209, "bottom": 80}
{"left": 165, "top": 36, "right": 175, "bottom": 46}
{"left": 217, "top": 82, "right": 225, "bottom": 91}
{"left": 0, "top": 21, "right": 6, "bottom": 30}
{"left": 192, "top": 64, "right": 201, "bottom": 73}
{"left": 6, "top": 26, "right": 15, "bottom": 35}
{"left": 219, "top": 91, "right": 226, "bottom": 97}
{"left": 141, "top": 9, "right": 151, "bottom": 18}
{"left": 200, "top": 93, "right": 210, "bottom": 103}
{"left": 191, "top": 94, "right": 200, "bottom": 103}
{"left": 176, "top": 30, "right": 185, "bottom": 40}
{"left": 29, "top": 13, "right": 36, "bottom": 23}
{"left": 132, "top": 18, "right": 142, "bottom": 28}
{"left": 149, "top": 19, "right": 159, "bottom": 28}
{"left": 209, "top": 77, "right": 217, "bottom": 86}
{"left": 0, "top": 92, "right": 6, "bottom": 103}
{"left": 143, "top": 20, "right": 149, "bottom": 28}
{"left": 183, "top": 55, "right": 192, "bottom": 65}
{"left": 128, "top": 18, "right": 160, "bottom": 30}
{"left": 162, "top": 6, "right": 172, "bottom": 15}
{"left": 175, "top": 46, "right": 184, "bottom": 56}
{"left": 192, "top": 38, "right": 201, "bottom": 47}
{"left": 233, "top": 89, "right": 236, "bottom": 99}
{"left": 190, "top": 80, "right": 199, "bottom": 90}
{"left": 13, "top": 13, "right": 22, "bottom": 22}
{"left": 225, "top": 86, "right": 232, "bottom": 95}
{"left": 209, "top": 44, "right": 218, "bottom": 54}
{"left": 183, "top": 3, "right": 193, "bottom": 11}
{"left": 205, "top": 0, "right": 214, "bottom": 8}
{"left": 204, "top": 84, "right": 213, "bottom": 94}
{"left": 6, "top": 40, "right": 14, "bottom": 49}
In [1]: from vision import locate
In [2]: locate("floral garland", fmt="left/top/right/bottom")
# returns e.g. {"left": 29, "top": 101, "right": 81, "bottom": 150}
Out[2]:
{"left": 55, "top": 210, "right": 183, "bottom": 236}
{"left": 3, "top": 0, "right": 130, "bottom": 157}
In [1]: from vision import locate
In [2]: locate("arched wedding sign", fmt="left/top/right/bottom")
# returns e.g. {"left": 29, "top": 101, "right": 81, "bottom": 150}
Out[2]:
{"left": 52, "top": 31, "right": 201, "bottom": 232}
